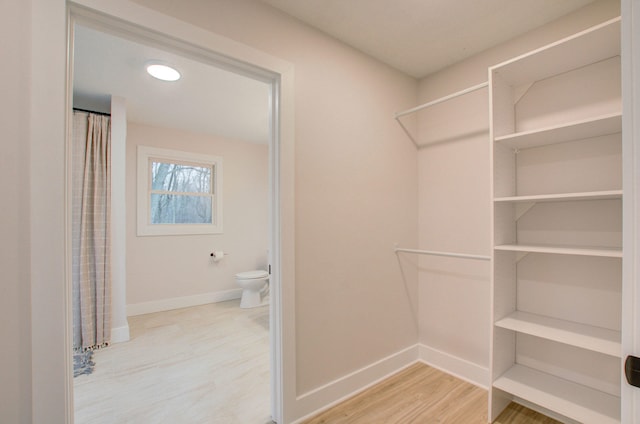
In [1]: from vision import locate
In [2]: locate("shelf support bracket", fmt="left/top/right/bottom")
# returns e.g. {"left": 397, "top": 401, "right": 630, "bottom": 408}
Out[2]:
{"left": 515, "top": 202, "right": 535, "bottom": 220}
{"left": 394, "top": 116, "right": 419, "bottom": 148}
{"left": 516, "top": 252, "right": 529, "bottom": 262}
{"left": 513, "top": 82, "right": 535, "bottom": 105}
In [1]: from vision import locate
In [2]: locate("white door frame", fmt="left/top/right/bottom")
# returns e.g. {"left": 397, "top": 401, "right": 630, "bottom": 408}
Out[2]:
{"left": 622, "top": 0, "right": 640, "bottom": 422}
{"left": 64, "top": 2, "right": 296, "bottom": 422}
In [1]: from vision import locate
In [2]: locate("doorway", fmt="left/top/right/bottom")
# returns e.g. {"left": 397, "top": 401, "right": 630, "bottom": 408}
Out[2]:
{"left": 67, "top": 8, "right": 283, "bottom": 423}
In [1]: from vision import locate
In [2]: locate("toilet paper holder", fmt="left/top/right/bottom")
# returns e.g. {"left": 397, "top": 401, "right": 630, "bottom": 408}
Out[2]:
{"left": 210, "top": 251, "right": 228, "bottom": 259}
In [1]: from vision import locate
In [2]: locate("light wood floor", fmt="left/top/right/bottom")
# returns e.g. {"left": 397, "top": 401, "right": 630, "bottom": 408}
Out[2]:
{"left": 74, "top": 300, "right": 272, "bottom": 424}
{"left": 303, "top": 363, "right": 561, "bottom": 424}
{"left": 76, "top": 303, "right": 559, "bottom": 424}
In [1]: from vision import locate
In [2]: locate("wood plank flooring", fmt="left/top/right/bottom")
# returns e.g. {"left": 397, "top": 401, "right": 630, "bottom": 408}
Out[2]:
{"left": 303, "top": 363, "right": 561, "bottom": 424}
{"left": 75, "top": 301, "right": 560, "bottom": 424}
{"left": 74, "top": 300, "right": 272, "bottom": 424}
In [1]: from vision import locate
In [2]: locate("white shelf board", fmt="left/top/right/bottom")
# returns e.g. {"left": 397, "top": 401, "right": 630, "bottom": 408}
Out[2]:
{"left": 495, "top": 311, "right": 621, "bottom": 357}
{"left": 494, "top": 113, "right": 622, "bottom": 149}
{"left": 494, "top": 190, "right": 622, "bottom": 203}
{"left": 493, "top": 365, "right": 620, "bottom": 424}
{"left": 494, "top": 244, "right": 622, "bottom": 258}
{"left": 491, "top": 17, "right": 620, "bottom": 86}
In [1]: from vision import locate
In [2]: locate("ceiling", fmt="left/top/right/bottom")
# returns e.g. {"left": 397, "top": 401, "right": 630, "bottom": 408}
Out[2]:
{"left": 73, "top": 25, "right": 271, "bottom": 144}
{"left": 260, "top": 0, "right": 597, "bottom": 78}
{"left": 73, "top": 1, "right": 597, "bottom": 143}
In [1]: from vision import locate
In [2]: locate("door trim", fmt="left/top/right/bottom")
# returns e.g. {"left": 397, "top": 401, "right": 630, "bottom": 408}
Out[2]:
{"left": 622, "top": 0, "right": 639, "bottom": 422}
{"left": 65, "top": 2, "right": 296, "bottom": 422}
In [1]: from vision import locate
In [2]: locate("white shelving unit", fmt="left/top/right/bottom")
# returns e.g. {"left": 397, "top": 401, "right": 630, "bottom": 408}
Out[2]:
{"left": 494, "top": 365, "right": 621, "bottom": 424}
{"left": 489, "top": 17, "right": 623, "bottom": 423}
{"left": 494, "top": 190, "right": 622, "bottom": 204}
{"left": 495, "top": 311, "right": 621, "bottom": 358}
{"left": 494, "top": 244, "right": 622, "bottom": 258}
{"left": 494, "top": 112, "right": 622, "bottom": 150}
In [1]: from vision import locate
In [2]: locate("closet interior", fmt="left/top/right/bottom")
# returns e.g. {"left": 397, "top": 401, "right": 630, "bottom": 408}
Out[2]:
{"left": 488, "top": 16, "right": 622, "bottom": 424}
{"left": 395, "top": 13, "right": 624, "bottom": 423}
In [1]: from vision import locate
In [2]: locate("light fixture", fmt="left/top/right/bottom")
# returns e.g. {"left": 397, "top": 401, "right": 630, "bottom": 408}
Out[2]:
{"left": 146, "top": 63, "right": 181, "bottom": 82}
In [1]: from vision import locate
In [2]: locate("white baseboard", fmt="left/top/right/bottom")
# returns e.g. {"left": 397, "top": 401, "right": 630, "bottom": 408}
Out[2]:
{"left": 418, "top": 343, "right": 489, "bottom": 389}
{"left": 291, "top": 345, "right": 419, "bottom": 423}
{"left": 289, "top": 344, "right": 489, "bottom": 423}
{"left": 111, "top": 323, "right": 130, "bottom": 344}
{"left": 127, "top": 288, "right": 242, "bottom": 316}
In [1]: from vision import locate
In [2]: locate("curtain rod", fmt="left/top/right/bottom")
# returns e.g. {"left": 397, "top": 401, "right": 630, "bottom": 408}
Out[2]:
{"left": 73, "top": 107, "right": 111, "bottom": 117}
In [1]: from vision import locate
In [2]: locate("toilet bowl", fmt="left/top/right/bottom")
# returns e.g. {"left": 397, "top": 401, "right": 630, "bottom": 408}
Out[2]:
{"left": 235, "top": 270, "right": 269, "bottom": 308}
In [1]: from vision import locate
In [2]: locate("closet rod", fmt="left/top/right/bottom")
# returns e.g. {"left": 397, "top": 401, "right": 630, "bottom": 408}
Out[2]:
{"left": 394, "top": 81, "right": 488, "bottom": 119}
{"left": 394, "top": 247, "right": 490, "bottom": 261}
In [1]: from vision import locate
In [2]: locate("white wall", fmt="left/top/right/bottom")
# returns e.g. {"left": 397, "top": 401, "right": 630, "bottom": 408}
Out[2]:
{"left": 30, "top": 0, "right": 69, "bottom": 421}
{"left": 110, "top": 96, "right": 130, "bottom": 342}
{"left": 130, "top": 0, "right": 420, "bottom": 406}
{"left": 0, "top": 0, "right": 32, "bottom": 422}
{"left": 415, "top": 0, "right": 621, "bottom": 385}
{"left": 415, "top": 88, "right": 491, "bottom": 382}
{"left": 19, "top": 0, "right": 634, "bottom": 422}
{"left": 125, "top": 123, "right": 269, "bottom": 312}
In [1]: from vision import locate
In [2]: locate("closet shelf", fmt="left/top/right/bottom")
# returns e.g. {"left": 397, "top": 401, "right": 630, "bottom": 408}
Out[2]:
{"left": 494, "top": 112, "right": 622, "bottom": 150}
{"left": 495, "top": 311, "right": 621, "bottom": 357}
{"left": 491, "top": 17, "right": 620, "bottom": 86}
{"left": 494, "top": 190, "right": 622, "bottom": 203}
{"left": 489, "top": 15, "right": 623, "bottom": 424}
{"left": 493, "top": 365, "right": 620, "bottom": 424}
{"left": 494, "top": 244, "right": 622, "bottom": 258}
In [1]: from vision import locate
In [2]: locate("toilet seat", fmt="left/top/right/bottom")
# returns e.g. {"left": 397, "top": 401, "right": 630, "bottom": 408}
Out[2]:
{"left": 236, "top": 270, "right": 269, "bottom": 280}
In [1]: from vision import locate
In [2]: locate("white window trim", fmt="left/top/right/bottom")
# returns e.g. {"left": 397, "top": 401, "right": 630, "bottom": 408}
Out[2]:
{"left": 137, "top": 145, "right": 223, "bottom": 236}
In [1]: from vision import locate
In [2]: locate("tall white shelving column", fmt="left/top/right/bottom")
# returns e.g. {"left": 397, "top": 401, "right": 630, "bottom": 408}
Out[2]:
{"left": 488, "top": 17, "right": 623, "bottom": 424}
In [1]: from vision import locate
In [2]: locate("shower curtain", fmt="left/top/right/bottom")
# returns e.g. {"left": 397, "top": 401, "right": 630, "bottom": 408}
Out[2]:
{"left": 72, "top": 111, "right": 112, "bottom": 351}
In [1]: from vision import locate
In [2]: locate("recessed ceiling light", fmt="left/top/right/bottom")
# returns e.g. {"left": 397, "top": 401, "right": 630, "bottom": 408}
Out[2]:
{"left": 146, "top": 63, "right": 181, "bottom": 82}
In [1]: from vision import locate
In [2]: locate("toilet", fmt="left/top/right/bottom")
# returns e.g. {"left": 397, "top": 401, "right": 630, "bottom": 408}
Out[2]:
{"left": 235, "top": 270, "right": 269, "bottom": 308}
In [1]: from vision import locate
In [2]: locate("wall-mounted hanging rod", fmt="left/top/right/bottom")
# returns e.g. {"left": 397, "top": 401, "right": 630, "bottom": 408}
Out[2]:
{"left": 394, "top": 81, "right": 488, "bottom": 148}
{"left": 395, "top": 81, "right": 488, "bottom": 119}
{"left": 394, "top": 246, "right": 490, "bottom": 261}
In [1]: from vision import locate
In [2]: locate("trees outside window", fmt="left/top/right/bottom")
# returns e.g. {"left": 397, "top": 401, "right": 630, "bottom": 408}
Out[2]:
{"left": 137, "top": 146, "right": 223, "bottom": 236}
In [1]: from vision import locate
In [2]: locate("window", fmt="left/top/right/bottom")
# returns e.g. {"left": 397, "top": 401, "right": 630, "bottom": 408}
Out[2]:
{"left": 137, "top": 146, "right": 223, "bottom": 235}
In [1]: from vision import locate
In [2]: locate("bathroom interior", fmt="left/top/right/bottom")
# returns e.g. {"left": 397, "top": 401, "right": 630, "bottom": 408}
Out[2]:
{"left": 71, "top": 22, "right": 274, "bottom": 423}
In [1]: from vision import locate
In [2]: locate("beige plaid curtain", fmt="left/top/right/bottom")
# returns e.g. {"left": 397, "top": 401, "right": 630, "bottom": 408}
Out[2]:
{"left": 72, "top": 111, "right": 112, "bottom": 351}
